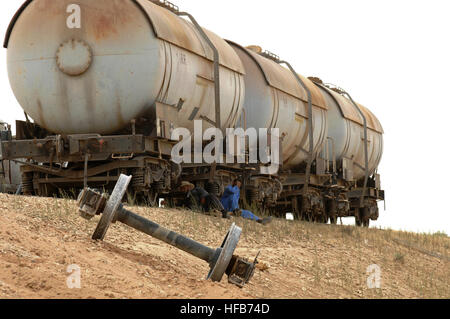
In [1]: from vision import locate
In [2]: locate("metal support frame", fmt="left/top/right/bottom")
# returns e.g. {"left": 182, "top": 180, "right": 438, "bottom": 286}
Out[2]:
{"left": 83, "top": 153, "right": 89, "bottom": 189}
{"left": 175, "top": 11, "right": 221, "bottom": 129}
{"left": 326, "top": 137, "right": 337, "bottom": 176}
{"left": 277, "top": 60, "right": 314, "bottom": 211}
{"left": 342, "top": 91, "right": 369, "bottom": 208}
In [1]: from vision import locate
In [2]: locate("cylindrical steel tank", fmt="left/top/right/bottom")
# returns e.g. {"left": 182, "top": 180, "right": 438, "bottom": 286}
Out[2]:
{"left": 229, "top": 42, "right": 328, "bottom": 169}
{"left": 316, "top": 85, "right": 384, "bottom": 180}
{"left": 6, "top": 0, "right": 245, "bottom": 134}
{"left": 5, "top": 0, "right": 384, "bottom": 182}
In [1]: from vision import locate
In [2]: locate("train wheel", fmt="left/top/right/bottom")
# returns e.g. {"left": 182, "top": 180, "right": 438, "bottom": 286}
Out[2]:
{"left": 355, "top": 209, "right": 363, "bottom": 227}
{"left": 327, "top": 199, "right": 338, "bottom": 225}
{"left": 362, "top": 208, "right": 370, "bottom": 228}
{"left": 301, "top": 211, "right": 312, "bottom": 222}
{"left": 21, "top": 172, "right": 34, "bottom": 195}
{"left": 38, "top": 183, "right": 58, "bottom": 198}
{"left": 355, "top": 208, "right": 371, "bottom": 227}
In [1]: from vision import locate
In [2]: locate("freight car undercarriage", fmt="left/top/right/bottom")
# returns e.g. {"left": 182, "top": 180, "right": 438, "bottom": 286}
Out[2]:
{"left": 1, "top": 125, "right": 286, "bottom": 210}
{"left": 1, "top": 128, "right": 176, "bottom": 202}
{"left": 276, "top": 173, "right": 384, "bottom": 226}
{"left": 1, "top": 121, "right": 384, "bottom": 227}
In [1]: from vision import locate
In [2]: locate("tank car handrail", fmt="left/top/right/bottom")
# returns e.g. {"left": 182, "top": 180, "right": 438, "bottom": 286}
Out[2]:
{"left": 277, "top": 60, "right": 314, "bottom": 207}
{"left": 175, "top": 11, "right": 221, "bottom": 130}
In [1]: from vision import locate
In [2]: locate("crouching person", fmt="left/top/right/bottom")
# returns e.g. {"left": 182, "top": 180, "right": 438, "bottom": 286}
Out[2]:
{"left": 180, "top": 181, "right": 225, "bottom": 215}
{"left": 220, "top": 179, "right": 272, "bottom": 226}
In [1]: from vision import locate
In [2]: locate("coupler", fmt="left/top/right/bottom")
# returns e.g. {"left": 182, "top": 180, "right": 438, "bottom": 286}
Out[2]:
{"left": 77, "top": 174, "right": 258, "bottom": 287}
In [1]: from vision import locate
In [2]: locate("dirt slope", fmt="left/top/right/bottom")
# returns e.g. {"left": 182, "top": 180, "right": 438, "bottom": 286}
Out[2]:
{"left": 0, "top": 194, "right": 448, "bottom": 299}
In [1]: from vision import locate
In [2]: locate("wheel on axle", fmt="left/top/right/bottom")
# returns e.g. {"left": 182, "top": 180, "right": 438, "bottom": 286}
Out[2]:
{"left": 355, "top": 208, "right": 371, "bottom": 228}
{"left": 92, "top": 175, "right": 133, "bottom": 241}
{"left": 355, "top": 208, "right": 363, "bottom": 227}
{"left": 207, "top": 223, "right": 242, "bottom": 282}
{"left": 361, "top": 208, "right": 371, "bottom": 228}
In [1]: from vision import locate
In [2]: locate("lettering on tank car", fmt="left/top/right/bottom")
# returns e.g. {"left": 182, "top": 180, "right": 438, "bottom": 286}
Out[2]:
{"left": 178, "top": 52, "right": 187, "bottom": 65}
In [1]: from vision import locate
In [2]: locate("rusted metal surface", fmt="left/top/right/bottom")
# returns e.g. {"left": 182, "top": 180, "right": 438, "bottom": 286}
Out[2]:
{"left": 0, "top": 159, "right": 22, "bottom": 194}
{"left": 227, "top": 41, "right": 327, "bottom": 110}
{"left": 2, "top": 134, "right": 146, "bottom": 163}
{"left": 135, "top": 0, "right": 244, "bottom": 74}
{"left": 3, "top": 1, "right": 385, "bottom": 225}
{"left": 56, "top": 39, "right": 92, "bottom": 76}
{"left": 175, "top": 10, "right": 222, "bottom": 130}
{"left": 229, "top": 42, "right": 328, "bottom": 170}
{"left": 315, "top": 83, "right": 383, "bottom": 134}
{"left": 276, "top": 59, "right": 315, "bottom": 211}
{"left": 341, "top": 90, "right": 370, "bottom": 208}
{"left": 0, "top": 122, "right": 22, "bottom": 194}
{"left": 7, "top": 0, "right": 165, "bottom": 134}
{"left": 318, "top": 84, "right": 362, "bottom": 125}
{"left": 6, "top": 0, "right": 245, "bottom": 134}
{"left": 358, "top": 104, "right": 384, "bottom": 134}
{"left": 315, "top": 84, "right": 384, "bottom": 181}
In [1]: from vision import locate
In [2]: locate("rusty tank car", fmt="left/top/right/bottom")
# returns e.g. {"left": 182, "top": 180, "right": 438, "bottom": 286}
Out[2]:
{"left": 1, "top": 0, "right": 384, "bottom": 226}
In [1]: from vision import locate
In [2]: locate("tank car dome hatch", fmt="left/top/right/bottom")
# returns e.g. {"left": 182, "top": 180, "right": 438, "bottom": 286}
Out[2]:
{"left": 56, "top": 39, "right": 93, "bottom": 76}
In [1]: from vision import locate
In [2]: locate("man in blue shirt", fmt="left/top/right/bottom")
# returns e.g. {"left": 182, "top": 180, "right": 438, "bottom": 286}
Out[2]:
{"left": 220, "top": 179, "right": 241, "bottom": 213}
{"left": 220, "top": 179, "right": 272, "bottom": 225}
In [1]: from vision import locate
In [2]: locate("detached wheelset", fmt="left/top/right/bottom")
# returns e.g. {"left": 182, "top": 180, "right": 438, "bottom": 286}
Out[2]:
{"left": 77, "top": 174, "right": 259, "bottom": 287}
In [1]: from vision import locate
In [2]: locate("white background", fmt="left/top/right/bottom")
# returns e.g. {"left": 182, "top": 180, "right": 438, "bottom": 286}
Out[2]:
{"left": 0, "top": 0, "right": 449, "bottom": 234}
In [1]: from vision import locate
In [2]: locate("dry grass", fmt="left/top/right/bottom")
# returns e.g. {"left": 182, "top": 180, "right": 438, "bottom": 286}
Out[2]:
{"left": 0, "top": 193, "right": 448, "bottom": 299}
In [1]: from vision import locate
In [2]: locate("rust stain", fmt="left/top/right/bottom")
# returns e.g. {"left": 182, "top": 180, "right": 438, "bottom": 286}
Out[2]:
{"left": 83, "top": 67, "right": 96, "bottom": 133}
{"left": 318, "top": 84, "right": 383, "bottom": 134}
{"left": 115, "top": 89, "right": 125, "bottom": 128}
{"left": 36, "top": 98, "right": 47, "bottom": 130}
{"left": 85, "top": 0, "right": 138, "bottom": 41}
{"left": 8, "top": 0, "right": 131, "bottom": 45}
{"left": 28, "top": 0, "right": 138, "bottom": 42}
{"left": 135, "top": 0, "right": 245, "bottom": 74}
{"left": 228, "top": 41, "right": 328, "bottom": 110}
{"left": 34, "top": 0, "right": 64, "bottom": 14}
{"left": 358, "top": 104, "right": 384, "bottom": 134}
{"left": 91, "top": 14, "right": 119, "bottom": 41}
